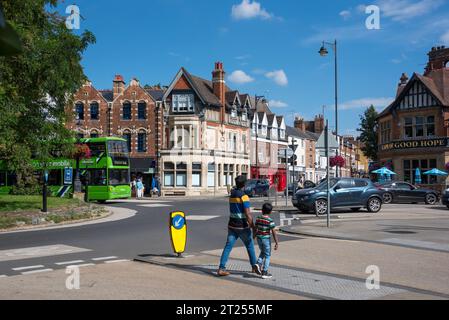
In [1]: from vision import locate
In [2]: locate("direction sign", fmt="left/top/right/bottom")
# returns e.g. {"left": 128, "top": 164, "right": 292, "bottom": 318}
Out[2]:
{"left": 289, "top": 144, "right": 298, "bottom": 152}
{"left": 279, "top": 148, "right": 294, "bottom": 158}
{"left": 169, "top": 211, "right": 187, "bottom": 255}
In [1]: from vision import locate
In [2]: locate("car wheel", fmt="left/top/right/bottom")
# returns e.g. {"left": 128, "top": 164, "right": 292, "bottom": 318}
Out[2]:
{"left": 383, "top": 192, "right": 393, "bottom": 204}
{"left": 447, "top": 205, "right": 449, "bottom": 210}
{"left": 367, "top": 197, "right": 382, "bottom": 213}
{"left": 425, "top": 194, "right": 437, "bottom": 205}
{"left": 351, "top": 208, "right": 361, "bottom": 212}
{"left": 314, "top": 199, "right": 328, "bottom": 216}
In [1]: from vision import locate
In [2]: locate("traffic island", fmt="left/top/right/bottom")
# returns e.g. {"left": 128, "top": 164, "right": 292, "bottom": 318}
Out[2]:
{"left": 0, "top": 195, "right": 110, "bottom": 231}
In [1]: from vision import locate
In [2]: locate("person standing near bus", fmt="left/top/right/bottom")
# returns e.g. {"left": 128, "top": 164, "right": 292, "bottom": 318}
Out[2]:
{"left": 136, "top": 178, "right": 144, "bottom": 199}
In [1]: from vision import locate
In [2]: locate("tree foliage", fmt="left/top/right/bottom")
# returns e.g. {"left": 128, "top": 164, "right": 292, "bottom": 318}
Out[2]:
{"left": 0, "top": 0, "right": 95, "bottom": 187}
{"left": 357, "top": 105, "right": 379, "bottom": 161}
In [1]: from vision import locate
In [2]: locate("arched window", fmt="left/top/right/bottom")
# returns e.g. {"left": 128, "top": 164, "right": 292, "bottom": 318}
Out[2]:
{"left": 90, "top": 102, "right": 99, "bottom": 120}
{"left": 123, "top": 130, "right": 132, "bottom": 152}
{"left": 75, "top": 102, "right": 84, "bottom": 120}
{"left": 90, "top": 130, "right": 99, "bottom": 138}
{"left": 138, "top": 102, "right": 147, "bottom": 120}
{"left": 123, "top": 102, "right": 132, "bottom": 120}
{"left": 137, "top": 130, "right": 147, "bottom": 152}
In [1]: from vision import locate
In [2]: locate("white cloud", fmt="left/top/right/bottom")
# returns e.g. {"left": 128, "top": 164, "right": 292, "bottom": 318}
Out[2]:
{"left": 441, "top": 30, "right": 449, "bottom": 45}
{"left": 340, "top": 97, "right": 394, "bottom": 110}
{"left": 268, "top": 100, "right": 288, "bottom": 108}
{"left": 339, "top": 10, "right": 352, "bottom": 20}
{"left": 265, "top": 70, "right": 288, "bottom": 86}
{"left": 231, "top": 0, "right": 273, "bottom": 20}
{"left": 377, "top": 0, "right": 444, "bottom": 22}
{"left": 235, "top": 54, "right": 251, "bottom": 60}
{"left": 228, "top": 70, "right": 255, "bottom": 84}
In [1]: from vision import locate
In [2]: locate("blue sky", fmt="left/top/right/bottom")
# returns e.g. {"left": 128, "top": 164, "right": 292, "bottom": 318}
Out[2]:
{"left": 58, "top": 0, "right": 449, "bottom": 136}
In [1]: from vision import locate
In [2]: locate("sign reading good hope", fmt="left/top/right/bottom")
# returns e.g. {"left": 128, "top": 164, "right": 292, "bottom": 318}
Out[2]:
{"left": 381, "top": 138, "right": 449, "bottom": 152}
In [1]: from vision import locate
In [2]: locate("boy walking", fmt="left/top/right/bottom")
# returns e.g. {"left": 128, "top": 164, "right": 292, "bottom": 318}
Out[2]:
{"left": 255, "top": 203, "right": 279, "bottom": 279}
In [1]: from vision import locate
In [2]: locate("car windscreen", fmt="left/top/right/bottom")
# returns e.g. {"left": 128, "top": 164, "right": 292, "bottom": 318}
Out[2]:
{"left": 316, "top": 178, "right": 338, "bottom": 191}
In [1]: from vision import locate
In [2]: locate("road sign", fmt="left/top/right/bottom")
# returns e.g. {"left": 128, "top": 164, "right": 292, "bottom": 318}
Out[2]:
{"left": 289, "top": 144, "right": 298, "bottom": 152}
{"left": 64, "top": 168, "right": 73, "bottom": 185}
{"left": 279, "top": 148, "right": 294, "bottom": 158}
{"left": 169, "top": 211, "right": 187, "bottom": 255}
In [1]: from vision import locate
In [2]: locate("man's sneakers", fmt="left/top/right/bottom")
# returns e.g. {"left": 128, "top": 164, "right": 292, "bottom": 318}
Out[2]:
{"left": 261, "top": 271, "right": 273, "bottom": 279}
{"left": 217, "top": 269, "right": 230, "bottom": 277}
{"left": 252, "top": 264, "right": 262, "bottom": 275}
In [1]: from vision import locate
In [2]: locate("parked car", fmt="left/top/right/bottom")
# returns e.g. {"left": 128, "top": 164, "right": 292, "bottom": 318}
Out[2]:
{"left": 378, "top": 181, "right": 439, "bottom": 205}
{"left": 244, "top": 179, "right": 270, "bottom": 197}
{"left": 442, "top": 189, "right": 449, "bottom": 209}
{"left": 284, "top": 181, "right": 316, "bottom": 196}
{"left": 292, "top": 178, "right": 384, "bottom": 215}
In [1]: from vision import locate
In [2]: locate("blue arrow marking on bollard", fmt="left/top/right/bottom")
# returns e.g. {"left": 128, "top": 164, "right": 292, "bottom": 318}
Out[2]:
{"left": 172, "top": 215, "right": 185, "bottom": 230}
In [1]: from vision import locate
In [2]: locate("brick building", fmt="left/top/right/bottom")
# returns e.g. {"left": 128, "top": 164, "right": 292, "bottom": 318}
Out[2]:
{"left": 67, "top": 76, "right": 163, "bottom": 192}
{"left": 377, "top": 46, "right": 449, "bottom": 191}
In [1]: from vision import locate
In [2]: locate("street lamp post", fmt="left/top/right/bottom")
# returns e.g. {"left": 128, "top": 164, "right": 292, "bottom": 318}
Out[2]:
{"left": 319, "top": 39, "right": 340, "bottom": 177}
{"left": 254, "top": 95, "right": 265, "bottom": 179}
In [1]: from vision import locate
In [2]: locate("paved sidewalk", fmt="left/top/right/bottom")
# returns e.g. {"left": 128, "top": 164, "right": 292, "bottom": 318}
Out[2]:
{"left": 0, "top": 261, "right": 300, "bottom": 300}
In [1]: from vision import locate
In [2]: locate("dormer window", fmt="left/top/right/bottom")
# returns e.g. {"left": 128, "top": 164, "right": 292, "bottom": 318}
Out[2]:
{"left": 173, "top": 94, "right": 194, "bottom": 112}
{"left": 242, "top": 111, "right": 247, "bottom": 122}
{"left": 231, "top": 108, "right": 237, "bottom": 119}
{"left": 279, "top": 129, "right": 286, "bottom": 139}
{"left": 262, "top": 125, "right": 267, "bottom": 136}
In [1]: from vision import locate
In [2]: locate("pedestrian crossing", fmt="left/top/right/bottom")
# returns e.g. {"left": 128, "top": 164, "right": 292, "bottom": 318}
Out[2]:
{"left": 0, "top": 244, "right": 130, "bottom": 278}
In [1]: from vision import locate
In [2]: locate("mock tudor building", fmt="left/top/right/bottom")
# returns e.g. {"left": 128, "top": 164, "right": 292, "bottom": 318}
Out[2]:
{"left": 250, "top": 101, "right": 288, "bottom": 191}
{"left": 378, "top": 46, "right": 449, "bottom": 191}
{"left": 159, "top": 62, "right": 251, "bottom": 196}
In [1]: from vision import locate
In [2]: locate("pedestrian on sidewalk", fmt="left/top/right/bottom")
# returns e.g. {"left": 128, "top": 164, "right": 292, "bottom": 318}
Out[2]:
{"left": 254, "top": 203, "right": 279, "bottom": 279}
{"left": 217, "top": 175, "right": 261, "bottom": 277}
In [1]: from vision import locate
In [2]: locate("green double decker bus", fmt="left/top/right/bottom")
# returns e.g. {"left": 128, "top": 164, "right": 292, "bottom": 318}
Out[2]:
{"left": 0, "top": 137, "right": 131, "bottom": 202}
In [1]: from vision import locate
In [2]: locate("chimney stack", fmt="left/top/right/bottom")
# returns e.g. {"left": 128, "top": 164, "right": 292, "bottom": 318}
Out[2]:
{"left": 314, "top": 114, "right": 324, "bottom": 134}
{"left": 425, "top": 46, "right": 449, "bottom": 75}
{"left": 212, "top": 62, "right": 226, "bottom": 123}
{"left": 294, "top": 116, "right": 306, "bottom": 132}
{"left": 113, "top": 75, "right": 126, "bottom": 99}
{"left": 396, "top": 73, "right": 409, "bottom": 97}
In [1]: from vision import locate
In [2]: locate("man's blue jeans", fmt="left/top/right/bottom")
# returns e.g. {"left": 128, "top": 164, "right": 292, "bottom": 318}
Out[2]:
{"left": 257, "top": 238, "right": 272, "bottom": 272}
{"left": 219, "top": 228, "right": 257, "bottom": 270}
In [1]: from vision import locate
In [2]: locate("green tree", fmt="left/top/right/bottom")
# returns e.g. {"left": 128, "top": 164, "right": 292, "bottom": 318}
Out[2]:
{"left": 357, "top": 105, "right": 379, "bottom": 161}
{"left": 0, "top": 0, "right": 95, "bottom": 189}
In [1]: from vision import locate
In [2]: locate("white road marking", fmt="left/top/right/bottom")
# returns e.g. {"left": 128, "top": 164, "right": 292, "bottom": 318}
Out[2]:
{"left": 139, "top": 204, "right": 173, "bottom": 208}
{"left": 0, "top": 245, "right": 91, "bottom": 262}
{"left": 186, "top": 216, "right": 220, "bottom": 221}
{"left": 92, "top": 256, "right": 118, "bottom": 261}
{"left": 21, "top": 269, "right": 53, "bottom": 275}
{"left": 12, "top": 265, "right": 45, "bottom": 271}
{"left": 66, "top": 263, "right": 95, "bottom": 268}
{"left": 104, "top": 259, "right": 130, "bottom": 264}
{"left": 55, "top": 260, "right": 85, "bottom": 266}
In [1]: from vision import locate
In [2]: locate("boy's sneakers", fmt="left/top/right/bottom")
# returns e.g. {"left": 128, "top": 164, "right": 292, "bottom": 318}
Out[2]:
{"left": 252, "top": 264, "right": 262, "bottom": 275}
{"left": 261, "top": 271, "right": 273, "bottom": 279}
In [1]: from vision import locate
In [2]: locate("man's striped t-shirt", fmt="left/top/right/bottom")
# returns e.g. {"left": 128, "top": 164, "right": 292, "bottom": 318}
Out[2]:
{"left": 255, "top": 215, "right": 276, "bottom": 239}
{"left": 228, "top": 188, "right": 251, "bottom": 230}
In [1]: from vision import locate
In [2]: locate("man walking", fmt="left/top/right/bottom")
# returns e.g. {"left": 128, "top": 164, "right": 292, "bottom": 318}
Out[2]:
{"left": 217, "top": 176, "right": 261, "bottom": 277}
